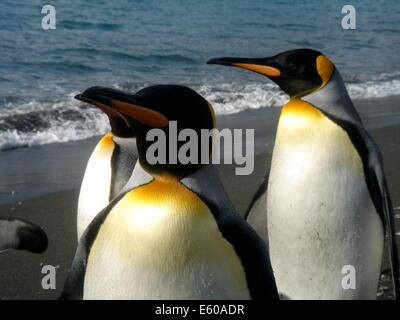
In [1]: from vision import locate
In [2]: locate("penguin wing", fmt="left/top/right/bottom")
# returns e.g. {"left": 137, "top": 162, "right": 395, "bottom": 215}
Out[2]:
{"left": 181, "top": 166, "right": 278, "bottom": 299}
{"left": 333, "top": 118, "right": 399, "bottom": 299}
{"left": 362, "top": 132, "right": 399, "bottom": 299}
{"left": 0, "top": 217, "right": 47, "bottom": 254}
{"left": 372, "top": 164, "right": 400, "bottom": 299}
{"left": 214, "top": 205, "right": 278, "bottom": 300}
{"left": 60, "top": 192, "right": 128, "bottom": 300}
{"left": 194, "top": 193, "right": 278, "bottom": 300}
{"left": 244, "top": 171, "right": 269, "bottom": 245}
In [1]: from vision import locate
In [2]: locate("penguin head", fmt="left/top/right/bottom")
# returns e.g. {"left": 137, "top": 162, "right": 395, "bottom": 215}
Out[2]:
{"left": 75, "top": 87, "right": 135, "bottom": 138}
{"left": 77, "top": 85, "right": 215, "bottom": 178}
{"left": 208, "top": 48, "right": 335, "bottom": 98}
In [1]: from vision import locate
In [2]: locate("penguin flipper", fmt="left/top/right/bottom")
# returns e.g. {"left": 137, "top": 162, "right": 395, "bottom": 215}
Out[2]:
{"left": 244, "top": 172, "right": 269, "bottom": 245}
{"left": 0, "top": 217, "right": 47, "bottom": 254}
{"left": 217, "top": 212, "right": 278, "bottom": 300}
{"left": 345, "top": 123, "right": 399, "bottom": 299}
{"left": 368, "top": 154, "right": 399, "bottom": 300}
{"left": 181, "top": 165, "right": 277, "bottom": 299}
{"left": 198, "top": 197, "right": 278, "bottom": 300}
{"left": 347, "top": 126, "right": 400, "bottom": 300}
{"left": 378, "top": 173, "right": 399, "bottom": 299}
{"left": 60, "top": 192, "right": 128, "bottom": 300}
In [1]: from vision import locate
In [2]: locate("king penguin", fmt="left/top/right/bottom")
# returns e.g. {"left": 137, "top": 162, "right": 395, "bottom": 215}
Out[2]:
{"left": 0, "top": 216, "right": 47, "bottom": 254}
{"left": 75, "top": 87, "right": 138, "bottom": 239}
{"left": 208, "top": 49, "right": 399, "bottom": 299}
{"left": 61, "top": 85, "right": 278, "bottom": 300}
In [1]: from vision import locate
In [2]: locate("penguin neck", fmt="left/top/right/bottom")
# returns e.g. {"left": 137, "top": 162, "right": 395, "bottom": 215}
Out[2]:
{"left": 112, "top": 135, "right": 136, "bottom": 149}
{"left": 120, "top": 160, "right": 153, "bottom": 193}
{"left": 153, "top": 173, "right": 180, "bottom": 183}
{"left": 124, "top": 161, "right": 234, "bottom": 214}
{"left": 181, "top": 164, "right": 236, "bottom": 213}
{"left": 301, "top": 70, "right": 363, "bottom": 126}
{"left": 108, "top": 115, "right": 133, "bottom": 138}
{"left": 125, "top": 159, "right": 193, "bottom": 188}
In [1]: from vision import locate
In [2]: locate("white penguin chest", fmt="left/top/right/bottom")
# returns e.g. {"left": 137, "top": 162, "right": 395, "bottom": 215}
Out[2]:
{"left": 77, "top": 133, "right": 114, "bottom": 239}
{"left": 84, "top": 179, "right": 250, "bottom": 300}
{"left": 269, "top": 101, "right": 367, "bottom": 213}
{"left": 267, "top": 100, "right": 383, "bottom": 299}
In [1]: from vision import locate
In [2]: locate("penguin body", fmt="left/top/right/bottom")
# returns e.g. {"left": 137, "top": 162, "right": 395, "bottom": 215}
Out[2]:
{"left": 0, "top": 217, "right": 48, "bottom": 254}
{"left": 268, "top": 95, "right": 383, "bottom": 299}
{"left": 208, "top": 49, "right": 399, "bottom": 299}
{"left": 84, "top": 174, "right": 249, "bottom": 299}
{"left": 63, "top": 164, "right": 276, "bottom": 300}
{"left": 62, "top": 85, "right": 278, "bottom": 300}
{"left": 77, "top": 133, "right": 137, "bottom": 238}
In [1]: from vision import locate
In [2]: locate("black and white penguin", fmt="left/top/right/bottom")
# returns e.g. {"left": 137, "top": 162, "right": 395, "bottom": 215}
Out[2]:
{"left": 208, "top": 49, "right": 399, "bottom": 299}
{"left": 61, "top": 85, "right": 278, "bottom": 300}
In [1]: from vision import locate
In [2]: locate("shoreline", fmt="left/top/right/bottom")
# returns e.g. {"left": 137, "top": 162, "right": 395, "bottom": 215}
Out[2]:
{"left": 2, "top": 95, "right": 400, "bottom": 205}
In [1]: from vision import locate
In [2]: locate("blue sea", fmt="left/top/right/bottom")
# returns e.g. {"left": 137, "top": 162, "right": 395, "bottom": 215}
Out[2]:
{"left": 0, "top": 0, "right": 399, "bottom": 150}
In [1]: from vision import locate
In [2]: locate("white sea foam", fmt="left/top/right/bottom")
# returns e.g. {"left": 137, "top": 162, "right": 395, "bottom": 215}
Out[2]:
{"left": 0, "top": 95, "right": 110, "bottom": 150}
{"left": 0, "top": 77, "right": 399, "bottom": 150}
{"left": 199, "top": 82, "right": 288, "bottom": 114}
{"left": 348, "top": 80, "right": 400, "bottom": 100}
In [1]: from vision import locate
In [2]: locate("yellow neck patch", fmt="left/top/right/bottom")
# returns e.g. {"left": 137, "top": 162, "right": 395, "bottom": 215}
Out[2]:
{"left": 208, "top": 101, "right": 216, "bottom": 130}
{"left": 280, "top": 98, "right": 323, "bottom": 130}
{"left": 276, "top": 98, "right": 363, "bottom": 174}
{"left": 96, "top": 132, "right": 115, "bottom": 157}
{"left": 316, "top": 55, "right": 334, "bottom": 89}
{"left": 124, "top": 178, "right": 208, "bottom": 222}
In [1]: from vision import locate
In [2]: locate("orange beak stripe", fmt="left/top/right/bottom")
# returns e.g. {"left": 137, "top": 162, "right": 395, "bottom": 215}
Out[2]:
{"left": 110, "top": 100, "right": 169, "bottom": 128}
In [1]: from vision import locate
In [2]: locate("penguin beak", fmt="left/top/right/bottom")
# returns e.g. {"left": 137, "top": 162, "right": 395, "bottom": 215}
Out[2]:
{"left": 76, "top": 87, "right": 168, "bottom": 129}
{"left": 75, "top": 90, "right": 129, "bottom": 124}
{"left": 207, "top": 57, "right": 281, "bottom": 77}
{"left": 107, "top": 99, "right": 169, "bottom": 128}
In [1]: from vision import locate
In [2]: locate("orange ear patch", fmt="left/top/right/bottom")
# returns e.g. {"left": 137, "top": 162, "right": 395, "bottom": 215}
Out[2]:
{"left": 316, "top": 55, "right": 334, "bottom": 88}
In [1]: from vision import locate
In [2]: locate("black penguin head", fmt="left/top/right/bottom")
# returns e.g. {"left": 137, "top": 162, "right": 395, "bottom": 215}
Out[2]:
{"left": 207, "top": 48, "right": 335, "bottom": 98}
{"left": 75, "top": 86, "right": 136, "bottom": 138}
{"left": 78, "top": 85, "right": 215, "bottom": 178}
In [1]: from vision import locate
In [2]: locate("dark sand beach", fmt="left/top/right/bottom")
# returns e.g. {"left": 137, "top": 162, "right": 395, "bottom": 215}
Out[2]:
{"left": 0, "top": 96, "right": 399, "bottom": 300}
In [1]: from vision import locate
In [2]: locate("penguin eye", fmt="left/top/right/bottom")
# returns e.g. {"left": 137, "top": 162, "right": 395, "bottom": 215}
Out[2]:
{"left": 287, "top": 63, "right": 301, "bottom": 73}
{"left": 287, "top": 63, "right": 307, "bottom": 76}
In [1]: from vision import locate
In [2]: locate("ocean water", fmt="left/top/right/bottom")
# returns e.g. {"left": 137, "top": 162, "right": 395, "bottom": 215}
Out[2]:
{"left": 0, "top": 0, "right": 399, "bottom": 150}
